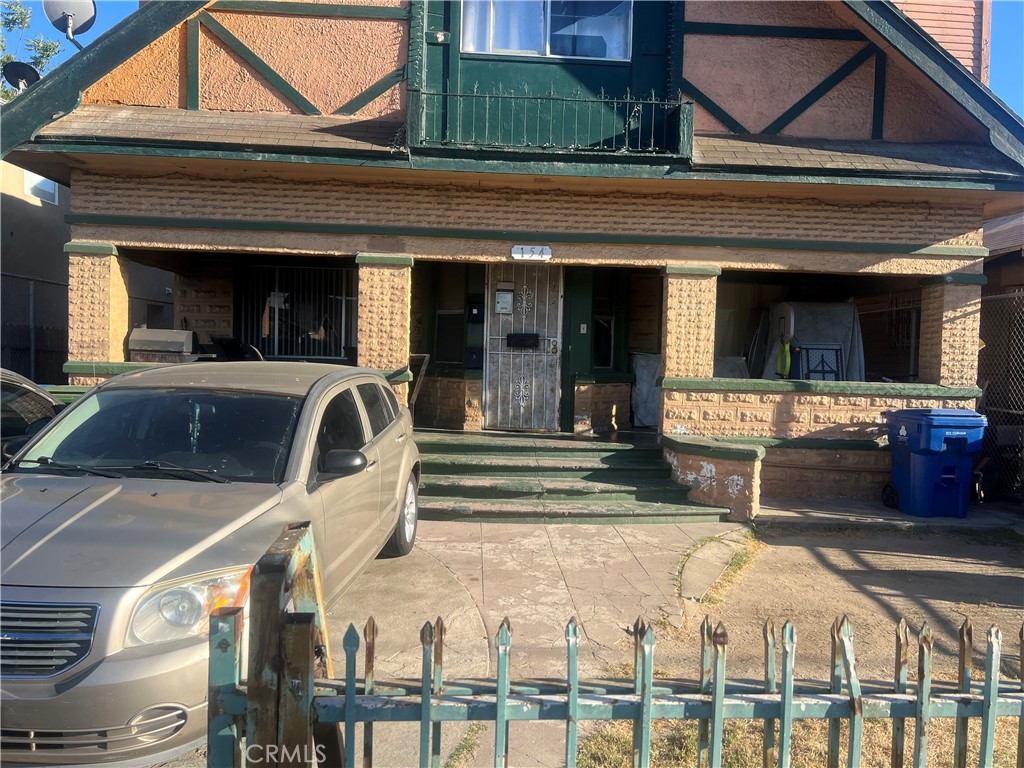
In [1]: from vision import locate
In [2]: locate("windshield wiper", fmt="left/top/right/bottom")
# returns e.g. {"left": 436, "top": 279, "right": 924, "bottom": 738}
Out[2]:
{"left": 13, "top": 457, "right": 126, "bottom": 478}
{"left": 126, "top": 460, "right": 231, "bottom": 483}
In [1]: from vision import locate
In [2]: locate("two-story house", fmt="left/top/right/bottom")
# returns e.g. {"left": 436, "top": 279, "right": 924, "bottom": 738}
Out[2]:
{"left": 2, "top": 0, "right": 1022, "bottom": 519}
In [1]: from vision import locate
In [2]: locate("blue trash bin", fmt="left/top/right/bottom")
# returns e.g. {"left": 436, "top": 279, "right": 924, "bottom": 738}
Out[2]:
{"left": 883, "top": 409, "right": 987, "bottom": 518}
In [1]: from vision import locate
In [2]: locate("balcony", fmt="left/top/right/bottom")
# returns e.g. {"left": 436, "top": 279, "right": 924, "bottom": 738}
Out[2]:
{"left": 407, "top": 88, "right": 693, "bottom": 161}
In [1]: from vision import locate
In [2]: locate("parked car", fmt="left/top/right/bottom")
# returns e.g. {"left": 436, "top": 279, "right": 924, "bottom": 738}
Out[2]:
{"left": 0, "top": 362, "right": 420, "bottom": 765}
{"left": 0, "top": 368, "right": 64, "bottom": 450}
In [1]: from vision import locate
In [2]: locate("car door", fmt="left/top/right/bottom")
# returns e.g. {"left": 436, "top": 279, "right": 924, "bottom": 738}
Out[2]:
{"left": 356, "top": 382, "right": 404, "bottom": 535}
{"left": 310, "top": 385, "right": 382, "bottom": 602}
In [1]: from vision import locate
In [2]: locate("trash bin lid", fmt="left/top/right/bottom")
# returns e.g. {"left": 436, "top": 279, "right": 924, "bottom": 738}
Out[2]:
{"left": 885, "top": 408, "right": 982, "bottom": 419}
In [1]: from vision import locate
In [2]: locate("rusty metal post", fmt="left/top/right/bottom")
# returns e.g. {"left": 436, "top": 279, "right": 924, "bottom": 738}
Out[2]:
{"left": 697, "top": 616, "right": 713, "bottom": 768}
{"left": 953, "top": 619, "right": 973, "bottom": 768}
{"left": 892, "top": 618, "right": 910, "bottom": 768}
{"left": 838, "top": 617, "right": 863, "bottom": 768}
{"left": 762, "top": 619, "right": 777, "bottom": 768}
{"left": 778, "top": 621, "right": 796, "bottom": 768}
{"left": 278, "top": 614, "right": 316, "bottom": 768}
{"left": 978, "top": 626, "right": 1002, "bottom": 766}
{"left": 828, "top": 618, "right": 842, "bottom": 768}
{"left": 431, "top": 617, "right": 445, "bottom": 768}
{"left": 912, "top": 623, "right": 933, "bottom": 768}
{"left": 708, "top": 622, "right": 728, "bottom": 768}
{"left": 208, "top": 607, "right": 243, "bottom": 768}
{"left": 363, "top": 617, "right": 378, "bottom": 768}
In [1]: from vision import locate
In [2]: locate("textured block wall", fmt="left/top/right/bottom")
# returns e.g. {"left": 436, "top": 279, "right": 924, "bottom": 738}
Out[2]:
{"left": 662, "top": 273, "right": 718, "bottom": 379}
{"left": 760, "top": 447, "right": 891, "bottom": 500}
{"left": 917, "top": 283, "right": 982, "bottom": 386}
{"left": 174, "top": 271, "right": 233, "bottom": 344}
{"left": 662, "top": 389, "right": 975, "bottom": 439}
{"left": 415, "top": 377, "right": 483, "bottom": 430}
{"left": 665, "top": 450, "right": 759, "bottom": 521}
{"left": 357, "top": 262, "right": 411, "bottom": 371}
{"left": 573, "top": 383, "right": 631, "bottom": 434}
{"left": 68, "top": 253, "right": 130, "bottom": 364}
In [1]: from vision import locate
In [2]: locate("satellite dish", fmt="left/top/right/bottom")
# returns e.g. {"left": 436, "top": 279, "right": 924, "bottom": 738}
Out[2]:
{"left": 2, "top": 61, "right": 41, "bottom": 92}
{"left": 42, "top": 0, "right": 97, "bottom": 51}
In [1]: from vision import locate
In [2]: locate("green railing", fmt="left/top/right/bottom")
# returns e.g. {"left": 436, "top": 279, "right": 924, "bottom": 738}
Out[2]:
{"left": 408, "top": 89, "right": 693, "bottom": 159}
{"left": 208, "top": 523, "right": 1024, "bottom": 767}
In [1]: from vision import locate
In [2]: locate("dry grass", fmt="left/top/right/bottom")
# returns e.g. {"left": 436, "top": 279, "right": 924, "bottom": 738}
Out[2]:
{"left": 700, "top": 532, "right": 768, "bottom": 606}
{"left": 577, "top": 716, "right": 1021, "bottom": 768}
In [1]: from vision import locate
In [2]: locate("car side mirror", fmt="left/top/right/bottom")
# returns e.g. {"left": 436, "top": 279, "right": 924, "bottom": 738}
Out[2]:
{"left": 1, "top": 436, "right": 30, "bottom": 463}
{"left": 318, "top": 449, "right": 368, "bottom": 479}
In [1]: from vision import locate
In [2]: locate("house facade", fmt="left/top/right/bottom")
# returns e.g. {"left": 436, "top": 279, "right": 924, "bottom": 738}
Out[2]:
{"left": 3, "top": 0, "right": 1022, "bottom": 519}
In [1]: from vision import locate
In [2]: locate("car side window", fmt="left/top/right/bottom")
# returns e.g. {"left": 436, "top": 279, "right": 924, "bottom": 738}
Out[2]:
{"left": 357, "top": 383, "right": 392, "bottom": 437}
{"left": 316, "top": 389, "right": 366, "bottom": 466}
{"left": 1, "top": 381, "right": 58, "bottom": 438}
{"left": 379, "top": 384, "right": 400, "bottom": 421}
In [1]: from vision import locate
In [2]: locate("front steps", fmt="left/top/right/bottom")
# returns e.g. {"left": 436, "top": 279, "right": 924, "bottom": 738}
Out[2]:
{"left": 416, "top": 431, "right": 730, "bottom": 523}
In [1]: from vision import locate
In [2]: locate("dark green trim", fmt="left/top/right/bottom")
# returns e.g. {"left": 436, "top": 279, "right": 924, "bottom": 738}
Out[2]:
{"left": 920, "top": 273, "right": 987, "bottom": 286}
{"left": 335, "top": 66, "right": 406, "bottom": 117}
{"left": 187, "top": 17, "right": 201, "bottom": 111}
{"left": 64, "top": 361, "right": 157, "bottom": 375}
{"left": 659, "top": 435, "right": 766, "bottom": 462}
{"left": 679, "top": 77, "right": 748, "bottom": 135}
{"left": 574, "top": 373, "right": 635, "bottom": 385}
{"left": 658, "top": 377, "right": 981, "bottom": 399}
{"left": 684, "top": 22, "right": 867, "bottom": 41}
{"left": 721, "top": 436, "right": 888, "bottom": 451}
{"left": 667, "top": 1, "right": 684, "bottom": 97}
{"left": 763, "top": 45, "right": 876, "bottom": 136}
{"left": 872, "top": 51, "right": 886, "bottom": 141}
{"left": 43, "top": 385, "right": 92, "bottom": 404}
{"left": 62, "top": 214, "right": 993, "bottom": 258}
{"left": 64, "top": 241, "right": 119, "bottom": 256}
{"left": 425, "top": 367, "right": 483, "bottom": 380}
{"left": 211, "top": 1, "right": 409, "bottom": 18}
{"left": 842, "top": 0, "right": 1024, "bottom": 167}
{"left": 383, "top": 369, "right": 414, "bottom": 383}
{"left": 665, "top": 265, "right": 722, "bottom": 276}
{"left": 0, "top": 0, "right": 209, "bottom": 158}
{"left": 355, "top": 253, "right": 414, "bottom": 266}
{"left": 198, "top": 12, "right": 321, "bottom": 116}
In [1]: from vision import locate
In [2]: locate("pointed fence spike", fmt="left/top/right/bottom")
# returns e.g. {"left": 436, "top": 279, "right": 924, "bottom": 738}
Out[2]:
{"left": 420, "top": 621, "right": 434, "bottom": 646}
{"left": 838, "top": 616, "right": 863, "bottom": 767}
{"left": 344, "top": 623, "right": 361, "bottom": 653}
{"left": 778, "top": 621, "right": 796, "bottom": 768}
{"left": 708, "top": 620, "right": 728, "bottom": 768}
{"left": 828, "top": 618, "right": 843, "bottom": 768}
{"left": 953, "top": 619, "right": 974, "bottom": 768}
{"left": 892, "top": 618, "right": 910, "bottom": 768}
{"left": 913, "top": 623, "right": 933, "bottom": 768}
{"left": 977, "top": 626, "right": 1002, "bottom": 765}
{"left": 762, "top": 619, "right": 777, "bottom": 768}
{"left": 698, "top": 616, "right": 713, "bottom": 767}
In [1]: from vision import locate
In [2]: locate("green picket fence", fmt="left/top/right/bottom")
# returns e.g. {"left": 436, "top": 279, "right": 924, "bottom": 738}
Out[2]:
{"left": 208, "top": 523, "right": 1024, "bottom": 767}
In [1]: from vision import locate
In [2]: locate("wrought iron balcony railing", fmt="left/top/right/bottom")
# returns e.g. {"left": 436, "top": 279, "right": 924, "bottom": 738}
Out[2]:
{"left": 408, "top": 88, "right": 693, "bottom": 160}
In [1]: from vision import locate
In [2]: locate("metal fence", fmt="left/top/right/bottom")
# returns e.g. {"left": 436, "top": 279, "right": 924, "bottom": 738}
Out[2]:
{"left": 410, "top": 89, "right": 693, "bottom": 157}
{"left": 0, "top": 273, "right": 69, "bottom": 383}
{"left": 978, "top": 290, "right": 1024, "bottom": 500}
{"left": 208, "top": 523, "right": 1024, "bottom": 768}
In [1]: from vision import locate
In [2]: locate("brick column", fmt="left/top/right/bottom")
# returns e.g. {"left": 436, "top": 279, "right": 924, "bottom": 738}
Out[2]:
{"left": 661, "top": 265, "right": 721, "bottom": 378}
{"left": 917, "top": 276, "right": 984, "bottom": 387}
{"left": 356, "top": 253, "right": 413, "bottom": 399}
{"left": 65, "top": 242, "right": 130, "bottom": 382}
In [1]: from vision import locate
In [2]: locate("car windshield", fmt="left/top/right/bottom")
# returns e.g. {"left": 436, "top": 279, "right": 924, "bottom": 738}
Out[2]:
{"left": 15, "top": 387, "right": 303, "bottom": 483}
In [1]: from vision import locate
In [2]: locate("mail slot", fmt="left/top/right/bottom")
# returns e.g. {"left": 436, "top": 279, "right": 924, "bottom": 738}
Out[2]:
{"left": 506, "top": 333, "right": 540, "bottom": 349}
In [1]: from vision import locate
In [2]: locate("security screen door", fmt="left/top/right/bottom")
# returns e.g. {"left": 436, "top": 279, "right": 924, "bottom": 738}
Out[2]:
{"left": 484, "top": 263, "right": 562, "bottom": 431}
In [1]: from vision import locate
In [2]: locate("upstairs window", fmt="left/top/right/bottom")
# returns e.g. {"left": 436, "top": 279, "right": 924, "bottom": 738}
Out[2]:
{"left": 462, "top": 0, "right": 632, "bottom": 61}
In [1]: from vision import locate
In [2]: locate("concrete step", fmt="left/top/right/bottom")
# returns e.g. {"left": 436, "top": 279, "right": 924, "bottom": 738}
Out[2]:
{"left": 418, "top": 496, "right": 729, "bottom": 523}
{"left": 414, "top": 431, "right": 660, "bottom": 458}
{"left": 420, "top": 474, "right": 691, "bottom": 503}
{"left": 421, "top": 454, "right": 670, "bottom": 477}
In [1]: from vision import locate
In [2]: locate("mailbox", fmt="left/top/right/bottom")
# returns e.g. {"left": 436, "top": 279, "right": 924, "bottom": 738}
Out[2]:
{"left": 506, "top": 333, "right": 540, "bottom": 349}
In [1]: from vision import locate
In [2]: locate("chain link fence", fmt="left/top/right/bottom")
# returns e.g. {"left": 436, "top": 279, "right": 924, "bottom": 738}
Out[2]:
{"left": 0, "top": 274, "right": 68, "bottom": 384}
{"left": 977, "top": 289, "right": 1024, "bottom": 501}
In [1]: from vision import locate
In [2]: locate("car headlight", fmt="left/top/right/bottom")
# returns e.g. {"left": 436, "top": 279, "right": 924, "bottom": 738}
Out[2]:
{"left": 127, "top": 568, "right": 252, "bottom": 646}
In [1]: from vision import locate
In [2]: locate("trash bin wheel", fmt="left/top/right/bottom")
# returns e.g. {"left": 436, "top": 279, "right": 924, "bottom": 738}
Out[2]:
{"left": 882, "top": 482, "right": 899, "bottom": 510}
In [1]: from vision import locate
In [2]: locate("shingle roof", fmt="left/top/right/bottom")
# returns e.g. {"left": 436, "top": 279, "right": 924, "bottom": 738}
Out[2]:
{"left": 34, "top": 104, "right": 405, "bottom": 155}
{"left": 693, "top": 134, "right": 1022, "bottom": 178}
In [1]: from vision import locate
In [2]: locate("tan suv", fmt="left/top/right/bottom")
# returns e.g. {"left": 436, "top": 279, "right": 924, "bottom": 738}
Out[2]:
{"left": 0, "top": 362, "right": 419, "bottom": 765}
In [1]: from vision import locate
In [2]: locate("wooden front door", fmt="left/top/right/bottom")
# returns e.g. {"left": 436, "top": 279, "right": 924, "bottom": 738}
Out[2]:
{"left": 484, "top": 264, "right": 563, "bottom": 431}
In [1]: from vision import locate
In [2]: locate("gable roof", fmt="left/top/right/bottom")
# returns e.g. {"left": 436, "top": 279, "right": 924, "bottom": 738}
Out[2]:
{"left": 2, "top": 0, "right": 1023, "bottom": 172}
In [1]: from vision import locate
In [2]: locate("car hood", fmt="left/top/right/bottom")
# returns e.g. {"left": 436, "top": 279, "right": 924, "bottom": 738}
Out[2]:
{"left": 0, "top": 474, "right": 283, "bottom": 588}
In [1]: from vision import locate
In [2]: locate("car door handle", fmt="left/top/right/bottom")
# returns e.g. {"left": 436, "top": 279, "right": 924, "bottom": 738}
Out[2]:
{"left": 366, "top": 459, "right": 378, "bottom": 472}
{"left": 395, "top": 431, "right": 408, "bottom": 444}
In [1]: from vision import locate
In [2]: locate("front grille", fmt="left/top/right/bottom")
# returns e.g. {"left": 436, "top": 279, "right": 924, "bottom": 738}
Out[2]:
{"left": 1, "top": 706, "right": 187, "bottom": 754}
{"left": 0, "top": 602, "right": 99, "bottom": 677}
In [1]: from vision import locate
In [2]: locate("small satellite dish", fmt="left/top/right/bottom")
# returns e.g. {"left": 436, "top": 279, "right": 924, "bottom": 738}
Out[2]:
{"left": 43, "top": 0, "right": 97, "bottom": 51}
{"left": 2, "top": 61, "right": 41, "bottom": 92}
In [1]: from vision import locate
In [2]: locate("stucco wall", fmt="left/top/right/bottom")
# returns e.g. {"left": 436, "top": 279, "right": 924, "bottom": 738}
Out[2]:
{"left": 67, "top": 253, "right": 130, "bottom": 366}
{"left": 415, "top": 376, "right": 483, "bottom": 430}
{"left": 664, "top": 449, "right": 759, "bottom": 521}
{"left": 83, "top": 1, "right": 407, "bottom": 119}
{"left": 761, "top": 446, "right": 891, "bottom": 499}
{"left": 684, "top": 0, "right": 987, "bottom": 143}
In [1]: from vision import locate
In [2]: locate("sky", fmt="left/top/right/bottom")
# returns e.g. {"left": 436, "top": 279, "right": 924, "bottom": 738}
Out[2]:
{"left": 10, "top": 0, "right": 1024, "bottom": 118}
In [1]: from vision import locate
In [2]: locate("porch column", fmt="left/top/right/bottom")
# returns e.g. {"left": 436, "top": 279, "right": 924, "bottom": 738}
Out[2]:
{"left": 64, "top": 242, "right": 130, "bottom": 384}
{"left": 661, "top": 265, "right": 721, "bottom": 379}
{"left": 917, "top": 275, "right": 985, "bottom": 387}
{"left": 356, "top": 253, "right": 413, "bottom": 400}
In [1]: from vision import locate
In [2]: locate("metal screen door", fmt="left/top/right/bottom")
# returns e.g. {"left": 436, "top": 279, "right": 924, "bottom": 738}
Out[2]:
{"left": 484, "top": 264, "right": 563, "bottom": 431}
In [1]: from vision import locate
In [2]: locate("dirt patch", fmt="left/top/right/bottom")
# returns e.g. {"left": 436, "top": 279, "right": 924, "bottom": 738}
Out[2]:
{"left": 688, "top": 528, "right": 1024, "bottom": 682}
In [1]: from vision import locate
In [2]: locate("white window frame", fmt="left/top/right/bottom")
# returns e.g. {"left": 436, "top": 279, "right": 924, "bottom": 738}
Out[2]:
{"left": 23, "top": 171, "right": 59, "bottom": 206}
{"left": 461, "top": 0, "right": 633, "bottom": 62}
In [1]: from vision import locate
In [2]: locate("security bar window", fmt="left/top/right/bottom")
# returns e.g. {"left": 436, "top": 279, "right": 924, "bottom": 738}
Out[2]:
{"left": 462, "top": 0, "right": 632, "bottom": 60}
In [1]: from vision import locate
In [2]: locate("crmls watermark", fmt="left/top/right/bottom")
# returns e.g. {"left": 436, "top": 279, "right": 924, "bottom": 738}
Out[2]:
{"left": 244, "top": 743, "right": 327, "bottom": 765}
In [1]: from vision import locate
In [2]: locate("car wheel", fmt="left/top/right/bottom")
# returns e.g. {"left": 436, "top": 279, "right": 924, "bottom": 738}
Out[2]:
{"left": 381, "top": 474, "right": 418, "bottom": 558}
